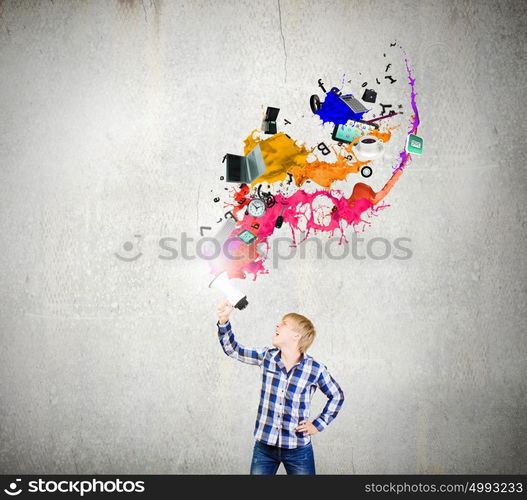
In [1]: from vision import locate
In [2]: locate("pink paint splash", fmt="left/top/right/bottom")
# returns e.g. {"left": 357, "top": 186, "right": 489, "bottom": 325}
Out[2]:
{"left": 211, "top": 180, "right": 396, "bottom": 280}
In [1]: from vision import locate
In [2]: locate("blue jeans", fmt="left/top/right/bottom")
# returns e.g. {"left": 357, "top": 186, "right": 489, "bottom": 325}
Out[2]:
{"left": 250, "top": 440, "right": 316, "bottom": 475}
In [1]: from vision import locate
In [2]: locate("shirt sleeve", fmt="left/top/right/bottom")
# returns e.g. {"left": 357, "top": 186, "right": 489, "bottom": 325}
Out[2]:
{"left": 217, "top": 320, "right": 267, "bottom": 366}
{"left": 312, "top": 364, "right": 345, "bottom": 432}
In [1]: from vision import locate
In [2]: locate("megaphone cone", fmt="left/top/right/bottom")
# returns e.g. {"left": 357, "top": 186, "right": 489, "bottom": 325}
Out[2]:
{"left": 208, "top": 271, "right": 248, "bottom": 310}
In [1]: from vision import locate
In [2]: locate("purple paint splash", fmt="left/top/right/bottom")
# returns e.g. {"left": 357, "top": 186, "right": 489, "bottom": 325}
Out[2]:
{"left": 394, "top": 48, "right": 421, "bottom": 173}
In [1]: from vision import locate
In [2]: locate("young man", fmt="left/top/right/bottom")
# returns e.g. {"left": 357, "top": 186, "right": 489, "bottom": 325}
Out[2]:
{"left": 216, "top": 301, "right": 345, "bottom": 475}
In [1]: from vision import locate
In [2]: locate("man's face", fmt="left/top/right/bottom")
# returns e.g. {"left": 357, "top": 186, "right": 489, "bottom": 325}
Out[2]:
{"left": 272, "top": 317, "right": 301, "bottom": 350}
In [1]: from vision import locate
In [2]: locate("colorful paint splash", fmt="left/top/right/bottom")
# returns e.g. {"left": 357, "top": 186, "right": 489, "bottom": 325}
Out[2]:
{"left": 211, "top": 46, "right": 421, "bottom": 281}
{"left": 243, "top": 127, "right": 397, "bottom": 189}
{"left": 243, "top": 132, "right": 311, "bottom": 186}
{"left": 315, "top": 89, "right": 368, "bottom": 125}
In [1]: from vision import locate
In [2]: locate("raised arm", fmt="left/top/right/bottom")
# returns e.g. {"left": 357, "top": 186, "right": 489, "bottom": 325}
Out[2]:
{"left": 216, "top": 301, "right": 267, "bottom": 366}
{"left": 312, "top": 364, "right": 345, "bottom": 432}
{"left": 217, "top": 320, "right": 267, "bottom": 365}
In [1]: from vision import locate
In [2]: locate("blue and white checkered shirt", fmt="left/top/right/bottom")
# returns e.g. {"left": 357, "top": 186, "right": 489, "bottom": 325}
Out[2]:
{"left": 217, "top": 320, "right": 345, "bottom": 449}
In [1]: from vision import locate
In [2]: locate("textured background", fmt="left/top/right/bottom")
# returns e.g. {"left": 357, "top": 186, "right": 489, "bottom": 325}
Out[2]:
{"left": 1, "top": 0, "right": 526, "bottom": 474}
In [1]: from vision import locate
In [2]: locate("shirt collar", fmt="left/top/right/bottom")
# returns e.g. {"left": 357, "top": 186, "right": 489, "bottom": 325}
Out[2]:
{"left": 274, "top": 350, "right": 307, "bottom": 373}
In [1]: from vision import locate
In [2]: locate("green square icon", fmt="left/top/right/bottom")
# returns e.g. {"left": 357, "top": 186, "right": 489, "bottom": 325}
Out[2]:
{"left": 406, "top": 134, "right": 423, "bottom": 154}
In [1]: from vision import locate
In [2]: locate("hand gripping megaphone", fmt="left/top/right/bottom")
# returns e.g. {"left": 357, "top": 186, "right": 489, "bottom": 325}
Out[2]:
{"left": 208, "top": 271, "right": 248, "bottom": 310}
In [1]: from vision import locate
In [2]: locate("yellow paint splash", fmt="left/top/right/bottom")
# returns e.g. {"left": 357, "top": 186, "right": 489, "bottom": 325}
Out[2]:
{"left": 243, "top": 126, "right": 397, "bottom": 189}
{"left": 244, "top": 132, "right": 310, "bottom": 186}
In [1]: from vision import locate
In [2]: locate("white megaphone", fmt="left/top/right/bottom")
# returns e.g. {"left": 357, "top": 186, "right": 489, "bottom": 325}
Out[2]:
{"left": 208, "top": 271, "right": 248, "bottom": 310}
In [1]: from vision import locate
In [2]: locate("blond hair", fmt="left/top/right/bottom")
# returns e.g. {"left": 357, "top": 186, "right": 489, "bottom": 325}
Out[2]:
{"left": 283, "top": 313, "right": 316, "bottom": 354}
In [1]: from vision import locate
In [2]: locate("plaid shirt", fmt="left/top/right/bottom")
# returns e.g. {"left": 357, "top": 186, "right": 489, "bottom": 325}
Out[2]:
{"left": 217, "top": 320, "right": 345, "bottom": 449}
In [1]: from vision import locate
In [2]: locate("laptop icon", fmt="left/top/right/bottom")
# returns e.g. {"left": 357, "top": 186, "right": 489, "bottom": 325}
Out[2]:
{"left": 225, "top": 144, "right": 267, "bottom": 183}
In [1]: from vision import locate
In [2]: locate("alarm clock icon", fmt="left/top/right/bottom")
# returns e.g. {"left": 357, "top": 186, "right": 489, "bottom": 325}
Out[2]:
{"left": 247, "top": 198, "right": 266, "bottom": 218}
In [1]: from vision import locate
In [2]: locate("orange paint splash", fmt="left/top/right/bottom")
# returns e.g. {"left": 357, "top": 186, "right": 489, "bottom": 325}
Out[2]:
{"left": 244, "top": 132, "right": 310, "bottom": 186}
{"left": 243, "top": 127, "right": 397, "bottom": 189}
{"left": 290, "top": 149, "right": 367, "bottom": 188}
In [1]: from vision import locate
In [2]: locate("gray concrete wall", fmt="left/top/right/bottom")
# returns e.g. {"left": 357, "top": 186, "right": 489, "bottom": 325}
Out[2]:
{"left": 0, "top": 0, "right": 526, "bottom": 474}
